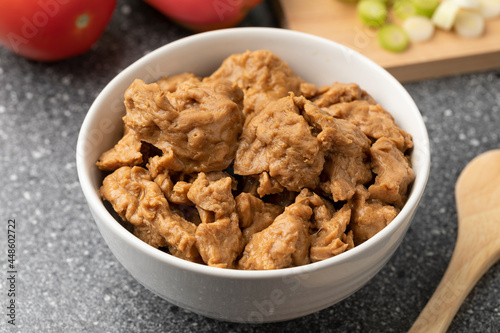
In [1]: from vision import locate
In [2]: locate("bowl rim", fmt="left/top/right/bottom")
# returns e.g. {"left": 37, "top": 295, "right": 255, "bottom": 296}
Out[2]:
{"left": 76, "top": 27, "right": 430, "bottom": 280}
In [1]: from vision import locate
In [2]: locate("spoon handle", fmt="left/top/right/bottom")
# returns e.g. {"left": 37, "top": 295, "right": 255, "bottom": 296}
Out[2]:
{"left": 409, "top": 219, "right": 499, "bottom": 333}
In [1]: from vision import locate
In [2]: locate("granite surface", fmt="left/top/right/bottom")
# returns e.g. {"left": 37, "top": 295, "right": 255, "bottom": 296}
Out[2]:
{"left": 1, "top": 0, "right": 499, "bottom": 332}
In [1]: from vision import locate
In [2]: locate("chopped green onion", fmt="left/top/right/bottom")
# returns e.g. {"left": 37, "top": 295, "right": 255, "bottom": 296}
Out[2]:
{"left": 378, "top": 24, "right": 410, "bottom": 52}
{"left": 357, "top": 0, "right": 388, "bottom": 27}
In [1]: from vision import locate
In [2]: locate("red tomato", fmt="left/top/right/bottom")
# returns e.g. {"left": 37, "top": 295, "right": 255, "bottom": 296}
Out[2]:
{"left": 0, "top": 0, "right": 117, "bottom": 61}
{"left": 143, "top": 0, "right": 264, "bottom": 32}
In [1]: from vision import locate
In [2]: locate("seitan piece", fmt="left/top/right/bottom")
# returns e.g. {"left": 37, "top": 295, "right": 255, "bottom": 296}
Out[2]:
{"left": 100, "top": 166, "right": 199, "bottom": 261}
{"left": 187, "top": 173, "right": 244, "bottom": 268}
{"left": 234, "top": 95, "right": 324, "bottom": 192}
{"left": 210, "top": 49, "right": 309, "bottom": 116}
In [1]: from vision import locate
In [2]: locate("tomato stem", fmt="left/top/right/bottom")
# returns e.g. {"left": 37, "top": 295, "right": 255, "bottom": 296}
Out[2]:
{"left": 76, "top": 14, "right": 90, "bottom": 29}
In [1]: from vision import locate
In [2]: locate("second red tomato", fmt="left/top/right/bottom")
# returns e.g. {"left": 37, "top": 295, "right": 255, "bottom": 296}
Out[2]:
{"left": 143, "top": 0, "right": 264, "bottom": 31}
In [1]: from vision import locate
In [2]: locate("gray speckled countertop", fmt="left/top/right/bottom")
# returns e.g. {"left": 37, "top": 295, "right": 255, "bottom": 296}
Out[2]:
{"left": 1, "top": 0, "right": 499, "bottom": 332}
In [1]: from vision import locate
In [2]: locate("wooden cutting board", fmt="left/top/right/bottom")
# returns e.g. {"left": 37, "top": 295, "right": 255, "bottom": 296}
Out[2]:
{"left": 276, "top": 0, "right": 500, "bottom": 82}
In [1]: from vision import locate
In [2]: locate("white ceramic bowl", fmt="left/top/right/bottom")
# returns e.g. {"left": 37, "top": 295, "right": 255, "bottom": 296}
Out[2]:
{"left": 76, "top": 27, "right": 430, "bottom": 323}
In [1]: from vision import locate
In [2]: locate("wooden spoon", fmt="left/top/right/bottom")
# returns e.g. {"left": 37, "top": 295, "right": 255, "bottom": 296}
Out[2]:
{"left": 409, "top": 149, "right": 500, "bottom": 333}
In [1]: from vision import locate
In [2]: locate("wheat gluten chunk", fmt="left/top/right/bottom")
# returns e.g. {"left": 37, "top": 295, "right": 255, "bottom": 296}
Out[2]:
{"left": 238, "top": 189, "right": 313, "bottom": 270}
{"left": 156, "top": 72, "right": 199, "bottom": 93}
{"left": 187, "top": 173, "right": 244, "bottom": 268}
{"left": 291, "top": 189, "right": 353, "bottom": 262}
{"left": 96, "top": 128, "right": 143, "bottom": 171}
{"left": 235, "top": 192, "right": 284, "bottom": 244}
{"left": 369, "top": 137, "right": 415, "bottom": 208}
{"left": 325, "top": 100, "right": 413, "bottom": 152}
{"left": 234, "top": 95, "right": 324, "bottom": 192}
{"left": 312, "top": 82, "right": 376, "bottom": 107}
{"left": 349, "top": 185, "right": 399, "bottom": 245}
{"left": 298, "top": 97, "right": 372, "bottom": 201}
{"left": 310, "top": 203, "right": 353, "bottom": 262}
{"left": 210, "top": 50, "right": 306, "bottom": 116}
{"left": 320, "top": 152, "right": 373, "bottom": 202}
{"left": 100, "top": 166, "right": 199, "bottom": 260}
{"left": 99, "top": 77, "right": 244, "bottom": 174}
